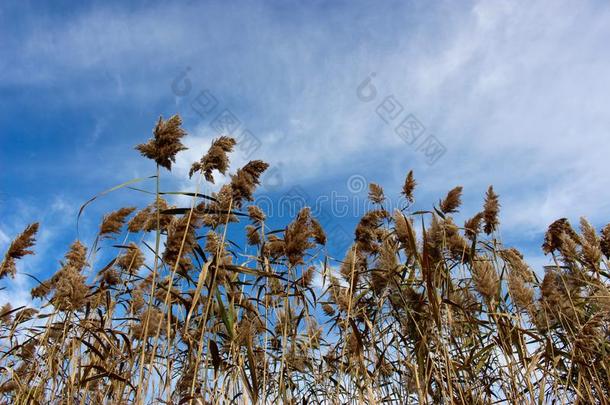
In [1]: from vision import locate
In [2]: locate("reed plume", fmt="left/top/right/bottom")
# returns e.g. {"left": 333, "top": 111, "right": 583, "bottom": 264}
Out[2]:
{"left": 482, "top": 185, "right": 499, "bottom": 234}
{"left": 601, "top": 223, "right": 610, "bottom": 259}
{"left": 401, "top": 170, "right": 416, "bottom": 203}
{"left": 0, "top": 222, "right": 38, "bottom": 279}
{"left": 230, "top": 160, "right": 269, "bottom": 207}
{"left": 135, "top": 114, "right": 188, "bottom": 171}
{"left": 471, "top": 259, "right": 499, "bottom": 300}
{"left": 542, "top": 218, "right": 580, "bottom": 254}
{"left": 439, "top": 186, "right": 463, "bottom": 214}
{"left": 368, "top": 183, "right": 385, "bottom": 204}
{"left": 189, "top": 136, "right": 236, "bottom": 181}
{"left": 464, "top": 212, "right": 483, "bottom": 240}
{"left": 100, "top": 207, "right": 136, "bottom": 238}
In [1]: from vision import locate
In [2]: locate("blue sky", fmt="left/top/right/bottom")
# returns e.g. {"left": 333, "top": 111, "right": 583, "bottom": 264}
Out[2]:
{"left": 2, "top": 0, "right": 610, "bottom": 305}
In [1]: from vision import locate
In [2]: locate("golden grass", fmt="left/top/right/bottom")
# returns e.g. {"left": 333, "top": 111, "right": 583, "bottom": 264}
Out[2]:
{"left": 1, "top": 114, "right": 609, "bottom": 404}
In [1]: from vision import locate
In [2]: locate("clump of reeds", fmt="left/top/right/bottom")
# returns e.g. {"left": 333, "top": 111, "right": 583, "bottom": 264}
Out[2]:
{"left": 0, "top": 114, "right": 608, "bottom": 404}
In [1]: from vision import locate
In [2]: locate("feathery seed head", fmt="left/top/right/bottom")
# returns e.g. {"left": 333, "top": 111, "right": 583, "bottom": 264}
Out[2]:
{"left": 230, "top": 160, "right": 269, "bottom": 207}
{"left": 401, "top": 170, "right": 416, "bottom": 203}
{"left": 482, "top": 186, "right": 500, "bottom": 235}
{"left": 368, "top": 183, "right": 385, "bottom": 204}
{"left": 0, "top": 222, "right": 39, "bottom": 279}
{"left": 189, "top": 136, "right": 236, "bottom": 181}
{"left": 471, "top": 260, "right": 499, "bottom": 300}
{"left": 439, "top": 186, "right": 463, "bottom": 214}
{"left": 100, "top": 207, "right": 136, "bottom": 238}
{"left": 601, "top": 223, "right": 610, "bottom": 259}
{"left": 135, "top": 114, "right": 188, "bottom": 170}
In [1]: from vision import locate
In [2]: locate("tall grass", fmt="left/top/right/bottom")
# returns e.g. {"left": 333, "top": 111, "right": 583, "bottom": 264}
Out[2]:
{"left": 1, "top": 115, "right": 609, "bottom": 404}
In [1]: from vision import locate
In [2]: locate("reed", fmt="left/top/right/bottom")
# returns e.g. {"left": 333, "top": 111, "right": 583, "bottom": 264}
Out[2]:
{"left": 1, "top": 115, "right": 608, "bottom": 404}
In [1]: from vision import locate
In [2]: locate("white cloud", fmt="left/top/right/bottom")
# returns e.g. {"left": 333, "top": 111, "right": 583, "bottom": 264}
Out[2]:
{"left": 0, "top": 228, "right": 9, "bottom": 248}
{"left": 0, "top": 273, "right": 37, "bottom": 310}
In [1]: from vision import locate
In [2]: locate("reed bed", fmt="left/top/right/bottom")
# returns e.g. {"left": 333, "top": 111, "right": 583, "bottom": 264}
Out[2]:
{"left": 0, "top": 114, "right": 609, "bottom": 404}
